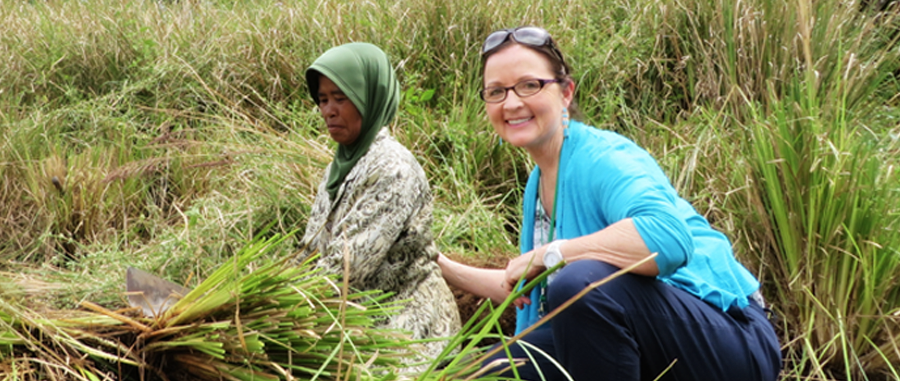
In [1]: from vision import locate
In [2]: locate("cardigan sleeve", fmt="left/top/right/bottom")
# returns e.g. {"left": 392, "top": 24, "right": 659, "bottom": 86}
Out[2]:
{"left": 588, "top": 140, "right": 693, "bottom": 276}
{"left": 557, "top": 122, "right": 755, "bottom": 312}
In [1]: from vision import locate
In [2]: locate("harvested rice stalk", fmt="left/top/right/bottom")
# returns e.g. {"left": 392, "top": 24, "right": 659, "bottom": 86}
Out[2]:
{"left": 129, "top": 233, "right": 410, "bottom": 380}
{"left": 1, "top": 234, "right": 414, "bottom": 380}
{"left": 0, "top": 283, "right": 130, "bottom": 381}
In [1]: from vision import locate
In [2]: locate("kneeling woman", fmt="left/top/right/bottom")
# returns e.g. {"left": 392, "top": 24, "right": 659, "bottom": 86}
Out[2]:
{"left": 438, "top": 27, "right": 781, "bottom": 380}
{"left": 298, "top": 42, "right": 461, "bottom": 367}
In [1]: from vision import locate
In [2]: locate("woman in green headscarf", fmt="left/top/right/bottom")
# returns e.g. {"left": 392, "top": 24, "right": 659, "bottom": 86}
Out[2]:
{"left": 298, "top": 42, "right": 461, "bottom": 368}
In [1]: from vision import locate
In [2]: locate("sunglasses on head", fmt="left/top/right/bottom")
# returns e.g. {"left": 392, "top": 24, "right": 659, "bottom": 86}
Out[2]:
{"left": 481, "top": 26, "right": 568, "bottom": 72}
{"left": 481, "top": 26, "right": 553, "bottom": 52}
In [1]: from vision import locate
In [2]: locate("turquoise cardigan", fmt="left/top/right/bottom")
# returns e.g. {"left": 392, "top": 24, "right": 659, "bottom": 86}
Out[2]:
{"left": 515, "top": 121, "right": 760, "bottom": 334}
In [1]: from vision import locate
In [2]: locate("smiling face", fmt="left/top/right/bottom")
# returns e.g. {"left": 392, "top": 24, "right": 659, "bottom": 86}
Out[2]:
{"left": 482, "top": 44, "right": 574, "bottom": 152}
{"left": 317, "top": 75, "right": 363, "bottom": 146}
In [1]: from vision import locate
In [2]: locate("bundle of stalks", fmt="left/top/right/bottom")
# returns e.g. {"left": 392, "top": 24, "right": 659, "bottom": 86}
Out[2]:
{"left": 1, "top": 234, "right": 414, "bottom": 381}
{"left": 0, "top": 282, "right": 130, "bottom": 381}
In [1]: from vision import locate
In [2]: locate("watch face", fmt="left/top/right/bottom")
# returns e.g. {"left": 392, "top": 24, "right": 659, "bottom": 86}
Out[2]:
{"left": 544, "top": 248, "right": 562, "bottom": 268}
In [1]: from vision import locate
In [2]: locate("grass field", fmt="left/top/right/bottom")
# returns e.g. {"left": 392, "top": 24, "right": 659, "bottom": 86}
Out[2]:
{"left": 1, "top": 0, "right": 900, "bottom": 379}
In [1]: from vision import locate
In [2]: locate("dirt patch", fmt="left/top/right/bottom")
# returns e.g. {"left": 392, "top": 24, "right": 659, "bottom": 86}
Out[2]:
{"left": 445, "top": 252, "right": 518, "bottom": 347}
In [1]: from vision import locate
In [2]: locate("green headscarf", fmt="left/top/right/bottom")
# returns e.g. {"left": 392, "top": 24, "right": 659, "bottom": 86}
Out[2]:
{"left": 306, "top": 42, "right": 400, "bottom": 200}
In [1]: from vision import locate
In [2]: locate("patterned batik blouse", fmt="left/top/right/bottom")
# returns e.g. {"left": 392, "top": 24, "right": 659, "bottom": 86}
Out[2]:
{"left": 299, "top": 129, "right": 461, "bottom": 366}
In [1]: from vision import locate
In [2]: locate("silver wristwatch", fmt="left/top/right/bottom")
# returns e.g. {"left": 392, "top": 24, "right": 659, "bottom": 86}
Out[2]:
{"left": 543, "top": 239, "right": 568, "bottom": 283}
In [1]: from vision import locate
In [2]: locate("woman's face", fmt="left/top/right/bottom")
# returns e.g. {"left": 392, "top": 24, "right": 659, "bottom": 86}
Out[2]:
{"left": 317, "top": 75, "right": 363, "bottom": 145}
{"left": 483, "top": 44, "right": 573, "bottom": 150}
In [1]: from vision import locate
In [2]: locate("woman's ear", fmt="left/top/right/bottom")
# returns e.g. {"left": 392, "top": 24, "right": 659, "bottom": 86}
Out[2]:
{"left": 561, "top": 79, "right": 576, "bottom": 108}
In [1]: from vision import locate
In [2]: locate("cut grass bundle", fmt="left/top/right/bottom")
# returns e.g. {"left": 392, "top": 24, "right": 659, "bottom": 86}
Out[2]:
{"left": 0, "top": 282, "right": 129, "bottom": 381}
{"left": 1, "top": 234, "right": 415, "bottom": 381}
{"left": 134, "top": 233, "right": 410, "bottom": 381}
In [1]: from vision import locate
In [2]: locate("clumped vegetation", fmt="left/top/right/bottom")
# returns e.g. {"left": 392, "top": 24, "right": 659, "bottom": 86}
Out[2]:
{"left": 1, "top": 235, "right": 415, "bottom": 381}
{"left": 1, "top": 0, "right": 899, "bottom": 379}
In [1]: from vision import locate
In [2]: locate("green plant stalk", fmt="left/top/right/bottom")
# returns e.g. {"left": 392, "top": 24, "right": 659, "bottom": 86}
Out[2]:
{"left": 443, "top": 253, "right": 658, "bottom": 380}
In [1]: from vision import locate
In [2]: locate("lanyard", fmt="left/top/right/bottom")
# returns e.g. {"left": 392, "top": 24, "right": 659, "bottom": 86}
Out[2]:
{"left": 548, "top": 173, "right": 560, "bottom": 242}
{"left": 538, "top": 138, "right": 564, "bottom": 315}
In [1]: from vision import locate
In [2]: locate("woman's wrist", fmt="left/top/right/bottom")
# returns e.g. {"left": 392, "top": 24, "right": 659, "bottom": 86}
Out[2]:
{"left": 543, "top": 239, "right": 568, "bottom": 268}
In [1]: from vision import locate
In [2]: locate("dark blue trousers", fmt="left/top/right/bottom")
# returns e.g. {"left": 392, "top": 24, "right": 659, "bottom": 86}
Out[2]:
{"left": 484, "top": 260, "right": 781, "bottom": 381}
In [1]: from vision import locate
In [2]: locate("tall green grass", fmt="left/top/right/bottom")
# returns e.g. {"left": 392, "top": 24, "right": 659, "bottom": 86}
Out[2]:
{"left": 743, "top": 97, "right": 900, "bottom": 380}
{"left": 639, "top": 0, "right": 900, "bottom": 378}
{"left": 1, "top": 0, "right": 899, "bottom": 378}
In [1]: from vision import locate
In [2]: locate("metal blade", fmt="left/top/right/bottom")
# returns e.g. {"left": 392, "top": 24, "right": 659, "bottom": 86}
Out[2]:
{"left": 126, "top": 267, "right": 190, "bottom": 317}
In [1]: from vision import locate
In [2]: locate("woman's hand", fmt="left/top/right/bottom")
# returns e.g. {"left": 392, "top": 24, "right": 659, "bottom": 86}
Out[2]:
{"left": 503, "top": 246, "right": 548, "bottom": 308}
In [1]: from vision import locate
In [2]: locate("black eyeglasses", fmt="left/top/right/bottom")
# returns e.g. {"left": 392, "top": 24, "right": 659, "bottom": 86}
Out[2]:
{"left": 480, "top": 78, "right": 560, "bottom": 103}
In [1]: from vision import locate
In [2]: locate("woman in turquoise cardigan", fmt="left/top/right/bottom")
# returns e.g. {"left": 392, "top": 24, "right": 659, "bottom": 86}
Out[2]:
{"left": 438, "top": 26, "right": 781, "bottom": 380}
